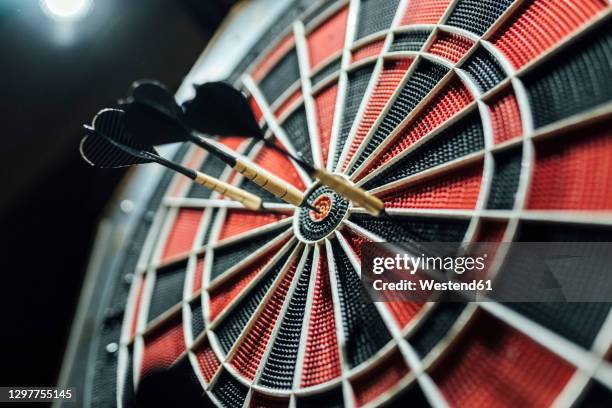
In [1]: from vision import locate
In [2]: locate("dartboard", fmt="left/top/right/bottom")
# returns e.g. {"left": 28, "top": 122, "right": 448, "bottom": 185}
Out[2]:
{"left": 60, "top": 0, "right": 612, "bottom": 407}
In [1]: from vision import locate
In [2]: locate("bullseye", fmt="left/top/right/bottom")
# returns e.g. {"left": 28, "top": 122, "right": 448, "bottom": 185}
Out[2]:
{"left": 309, "top": 194, "right": 332, "bottom": 222}
{"left": 295, "top": 185, "right": 349, "bottom": 243}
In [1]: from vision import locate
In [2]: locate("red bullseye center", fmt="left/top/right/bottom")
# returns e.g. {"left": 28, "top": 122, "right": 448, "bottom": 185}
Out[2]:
{"left": 309, "top": 195, "right": 332, "bottom": 222}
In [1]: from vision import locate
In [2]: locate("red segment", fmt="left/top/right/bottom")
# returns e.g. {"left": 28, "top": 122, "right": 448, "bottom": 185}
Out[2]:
{"left": 352, "top": 38, "right": 385, "bottom": 63}
{"left": 310, "top": 195, "right": 333, "bottom": 221}
{"left": 230, "top": 255, "right": 300, "bottom": 380}
{"left": 162, "top": 209, "right": 204, "bottom": 261}
{"left": 432, "top": 312, "right": 575, "bottom": 407}
{"left": 487, "top": 88, "right": 523, "bottom": 144}
{"left": 254, "top": 140, "right": 306, "bottom": 190}
{"left": 274, "top": 88, "right": 302, "bottom": 119}
{"left": 314, "top": 82, "right": 339, "bottom": 167}
{"left": 475, "top": 220, "right": 507, "bottom": 243}
{"left": 378, "top": 163, "right": 483, "bottom": 209}
{"left": 219, "top": 210, "right": 288, "bottom": 241}
{"left": 301, "top": 248, "right": 341, "bottom": 387}
{"left": 357, "top": 77, "right": 473, "bottom": 178}
{"left": 141, "top": 316, "right": 185, "bottom": 377}
{"left": 307, "top": 6, "right": 349, "bottom": 70}
{"left": 386, "top": 301, "right": 426, "bottom": 328}
{"left": 528, "top": 123, "right": 612, "bottom": 210}
{"left": 130, "top": 276, "right": 146, "bottom": 338}
{"left": 252, "top": 35, "right": 295, "bottom": 82}
{"left": 340, "top": 227, "right": 370, "bottom": 261}
{"left": 208, "top": 238, "right": 289, "bottom": 321}
{"left": 427, "top": 32, "right": 474, "bottom": 63}
{"left": 401, "top": 0, "right": 451, "bottom": 25}
{"left": 351, "top": 349, "right": 410, "bottom": 406}
{"left": 193, "top": 255, "right": 205, "bottom": 294}
{"left": 219, "top": 136, "right": 247, "bottom": 153}
{"left": 342, "top": 59, "right": 413, "bottom": 170}
{"left": 249, "top": 96, "right": 264, "bottom": 123}
{"left": 466, "top": 221, "right": 508, "bottom": 280}
{"left": 491, "top": 0, "right": 607, "bottom": 69}
{"left": 250, "top": 393, "right": 290, "bottom": 408}
{"left": 194, "top": 337, "right": 221, "bottom": 383}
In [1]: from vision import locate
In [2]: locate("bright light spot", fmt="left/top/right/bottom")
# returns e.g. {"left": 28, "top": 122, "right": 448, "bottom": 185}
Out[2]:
{"left": 120, "top": 199, "right": 135, "bottom": 213}
{"left": 41, "top": 0, "right": 92, "bottom": 21}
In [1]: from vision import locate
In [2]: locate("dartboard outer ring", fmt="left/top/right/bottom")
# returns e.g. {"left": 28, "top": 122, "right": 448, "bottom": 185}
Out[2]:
{"left": 59, "top": 0, "right": 612, "bottom": 407}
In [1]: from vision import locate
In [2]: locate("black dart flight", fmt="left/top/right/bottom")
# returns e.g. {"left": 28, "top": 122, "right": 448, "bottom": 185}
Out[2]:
{"left": 184, "top": 81, "right": 385, "bottom": 216}
{"left": 121, "top": 81, "right": 311, "bottom": 211}
{"left": 80, "top": 109, "right": 263, "bottom": 211}
{"left": 124, "top": 80, "right": 384, "bottom": 215}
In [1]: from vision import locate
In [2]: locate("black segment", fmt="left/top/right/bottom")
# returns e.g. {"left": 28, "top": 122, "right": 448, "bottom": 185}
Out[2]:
{"left": 312, "top": 57, "right": 341, "bottom": 87}
{"left": 210, "top": 227, "right": 287, "bottom": 280}
{"left": 446, "top": 0, "right": 514, "bottom": 36}
{"left": 576, "top": 381, "right": 612, "bottom": 407}
{"left": 190, "top": 298, "right": 205, "bottom": 339}
{"left": 298, "top": 187, "right": 349, "bottom": 241}
{"left": 187, "top": 154, "right": 228, "bottom": 199}
{"left": 259, "top": 252, "right": 314, "bottom": 389}
{"left": 201, "top": 208, "right": 218, "bottom": 245}
{"left": 351, "top": 59, "right": 449, "bottom": 172}
{"left": 390, "top": 30, "right": 431, "bottom": 52}
{"left": 148, "top": 262, "right": 186, "bottom": 322}
{"left": 504, "top": 222, "right": 612, "bottom": 348}
{"left": 169, "top": 356, "right": 205, "bottom": 397}
{"left": 331, "top": 239, "right": 392, "bottom": 367}
{"left": 486, "top": 147, "right": 522, "bottom": 210}
{"left": 460, "top": 46, "right": 507, "bottom": 93}
{"left": 259, "top": 49, "right": 301, "bottom": 104}
{"left": 303, "top": 0, "right": 338, "bottom": 26}
{"left": 506, "top": 302, "right": 610, "bottom": 349}
{"left": 518, "top": 221, "right": 612, "bottom": 243}
{"left": 334, "top": 64, "right": 375, "bottom": 168}
{"left": 524, "top": 24, "right": 612, "bottom": 129}
{"left": 282, "top": 106, "right": 315, "bottom": 165}
{"left": 297, "top": 386, "right": 344, "bottom": 408}
{"left": 385, "top": 384, "right": 432, "bottom": 408}
{"left": 355, "top": 0, "right": 401, "bottom": 40}
{"left": 409, "top": 303, "right": 466, "bottom": 357}
{"left": 350, "top": 214, "right": 468, "bottom": 243}
{"left": 214, "top": 246, "right": 294, "bottom": 354}
{"left": 364, "top": 110, "right": 484, "bottom": 189}
{"left": 211, "top": 369, "right": 249, "bottom": 408}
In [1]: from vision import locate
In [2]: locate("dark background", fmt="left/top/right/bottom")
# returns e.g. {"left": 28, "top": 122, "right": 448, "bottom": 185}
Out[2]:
{"left": 0, "top": 0, "right": 234, "bottom": 386}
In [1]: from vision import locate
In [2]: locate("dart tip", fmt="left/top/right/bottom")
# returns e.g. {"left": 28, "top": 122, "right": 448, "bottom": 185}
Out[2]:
{"left": 306, "top": 203, "right": 322, "bottom": 214}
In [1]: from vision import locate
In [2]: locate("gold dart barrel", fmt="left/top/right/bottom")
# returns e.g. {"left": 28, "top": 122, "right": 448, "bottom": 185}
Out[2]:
{"left": 233, "top": 158, "right": 304, "bottom": 207}
{"left": 194, "top": 171, "right": 262, "bottom": 210}
{"left": 313, "top": 169, "right": 384, "bottom": 216}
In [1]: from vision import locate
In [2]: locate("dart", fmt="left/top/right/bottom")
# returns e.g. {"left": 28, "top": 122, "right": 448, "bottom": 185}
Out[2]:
{"left": 79, "top": 109, "right": 263, "bottom": 211}
{"left": 121, "top": 81, "right": 312, "bottom": 212}
{"left": 182, "top": 81, "right": 385, "bottom": 216}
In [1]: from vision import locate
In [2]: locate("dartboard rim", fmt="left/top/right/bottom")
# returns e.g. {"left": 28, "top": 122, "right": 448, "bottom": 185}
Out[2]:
{"left": 62, "top": 0, "right": 612, "bottom": 406}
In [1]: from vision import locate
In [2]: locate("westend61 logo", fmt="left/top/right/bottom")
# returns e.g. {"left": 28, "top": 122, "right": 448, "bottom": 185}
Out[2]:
{"left": 360, "top": 242, "right": 612, "bottom": 303}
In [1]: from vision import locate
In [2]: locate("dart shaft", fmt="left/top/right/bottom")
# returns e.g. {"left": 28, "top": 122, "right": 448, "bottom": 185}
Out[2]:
{"left": 194, "top": 171, "right": 262, "bottom": 211}
{"left": 313, "top": 169, "right": 385, "bottom": 216}
{"left": 233, "top": 158, "right": 305, "bottom": 207}
{"left": 190, "top": 133, "right": 306, "bottom": 208}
